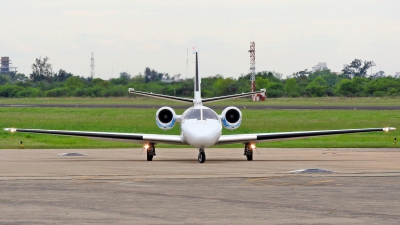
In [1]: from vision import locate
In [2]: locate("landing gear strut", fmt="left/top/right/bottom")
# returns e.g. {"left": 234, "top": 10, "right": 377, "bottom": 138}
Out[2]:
{"left": 244, "top": 142, "right": 253, "bottom": 161}
{"left": 198, "top": 148, "right": 206, "bottom": 163}
{"left": 146, "top": 143, "right": 156, "bottom": 161}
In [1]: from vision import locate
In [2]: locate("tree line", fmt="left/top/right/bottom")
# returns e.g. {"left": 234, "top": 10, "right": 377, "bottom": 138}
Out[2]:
{"left": 0, "top": 57, "right": 399, "bottom": 98}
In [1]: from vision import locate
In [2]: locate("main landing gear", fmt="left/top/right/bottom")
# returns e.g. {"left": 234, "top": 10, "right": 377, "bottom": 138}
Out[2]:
{"left": 198, "top": 148, "right": 206, "bottom": 163}
{"left": 144, "top": 143, "right": 156, "bottom": 161}
{"left": 244, "top": 142, "right": 254, "bottom": 161}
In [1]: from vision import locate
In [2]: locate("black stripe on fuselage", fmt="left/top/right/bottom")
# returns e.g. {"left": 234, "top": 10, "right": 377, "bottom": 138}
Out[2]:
{"left": 195, "top": 52, "right": 199, "bottom": 92}
{"left": 16, "top": 129, "right": 144, "bottom": 140}
{"left": 257, "top": 128, "right": 383, "bottom": 140}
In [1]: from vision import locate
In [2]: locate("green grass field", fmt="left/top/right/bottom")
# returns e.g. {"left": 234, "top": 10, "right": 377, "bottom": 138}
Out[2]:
{"left": 1, "top": 96, "right": 400, "bottom": 106}
{"left": 1, "top": 105, "right": 398, "bottom": 149}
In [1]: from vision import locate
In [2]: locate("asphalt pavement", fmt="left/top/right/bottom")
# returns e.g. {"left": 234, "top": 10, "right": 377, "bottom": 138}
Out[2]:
{"left": 1, "top": 148, "right": 400, "bottom": 224}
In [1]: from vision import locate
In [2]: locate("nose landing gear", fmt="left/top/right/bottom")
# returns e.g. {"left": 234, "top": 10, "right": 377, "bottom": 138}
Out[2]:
{"left": 198, "top": 148, "right": 206, "bottom": 163}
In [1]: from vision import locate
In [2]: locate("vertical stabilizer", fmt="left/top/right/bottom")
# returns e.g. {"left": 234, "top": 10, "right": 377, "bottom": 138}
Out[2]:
{"left": 193, "top": 48, "right": 202, "bottom": 105}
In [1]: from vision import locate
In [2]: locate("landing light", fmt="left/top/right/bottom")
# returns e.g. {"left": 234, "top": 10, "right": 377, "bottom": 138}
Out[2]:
{"left": 383, "top": 127, "right": 393, "bottom": 133}
{"left": 144, "top": 144, "right": 149, "bottom": 149}
{"left": 4, "top": 128, "right": 17, "bottom": 133}
{"left": 250, "top": 144, "right": 256, "bottom": 149}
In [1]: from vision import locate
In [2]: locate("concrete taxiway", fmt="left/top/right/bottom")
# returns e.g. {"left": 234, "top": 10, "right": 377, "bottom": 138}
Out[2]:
{"left": 1, "top": 148, "right": 400, "bottom": 224}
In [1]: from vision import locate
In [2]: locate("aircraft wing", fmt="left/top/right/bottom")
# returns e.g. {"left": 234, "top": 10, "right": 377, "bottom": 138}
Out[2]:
{"left": 217, "top": 127, "right": 395, "bottom": 145}
{"left": 3, "top": 128, "right": 186, "bottom": 145}
{"left": 128, "top": 88, "right": 193, "bottom": 103}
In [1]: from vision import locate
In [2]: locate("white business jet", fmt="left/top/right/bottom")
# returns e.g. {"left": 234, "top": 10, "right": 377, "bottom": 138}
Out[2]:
{"left": 4, "top": 50, "right": 396, "bottom": 163}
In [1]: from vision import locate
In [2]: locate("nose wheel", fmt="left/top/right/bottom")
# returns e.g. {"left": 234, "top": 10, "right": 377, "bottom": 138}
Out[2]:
{"left": 198, "top": 148, "right": 206, "bottom": 163}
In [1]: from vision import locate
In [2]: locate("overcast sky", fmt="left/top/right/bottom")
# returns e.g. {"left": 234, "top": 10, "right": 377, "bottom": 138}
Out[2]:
{"left": 1, "top": 0, "right": 399, "bottom": 80}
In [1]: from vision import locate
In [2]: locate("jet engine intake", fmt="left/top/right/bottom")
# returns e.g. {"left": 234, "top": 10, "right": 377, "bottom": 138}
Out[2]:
{"left": 156, "top": 107, "right": 176, "bottom": 130}
{"left": 220, "top": 106, "right": 242, "bottom": 130}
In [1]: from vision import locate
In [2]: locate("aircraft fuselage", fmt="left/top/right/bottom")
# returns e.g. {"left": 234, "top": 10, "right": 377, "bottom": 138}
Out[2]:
{"left": 180, "top": 105, "right": 222, "bottom": 148}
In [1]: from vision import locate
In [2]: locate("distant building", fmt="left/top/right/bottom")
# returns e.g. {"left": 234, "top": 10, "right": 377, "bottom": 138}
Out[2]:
{"left": 162, "top": 74, "right": 183, "bottom": 83}
{"left": 1, "top": 57, "right": 18, "bottom": 73}
{"left": 311, "top": 62, "right": 328, "bottom": 72}
{"left": 395, "top": 72, "right": 400, "bottom": 78}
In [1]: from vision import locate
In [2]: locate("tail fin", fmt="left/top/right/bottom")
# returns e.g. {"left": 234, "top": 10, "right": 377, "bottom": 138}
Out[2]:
{"left": 193, "top": 48, "right": 202, "bottom": 105}
{"left": 129, "top": 48, "right": 265, "bottom": 105}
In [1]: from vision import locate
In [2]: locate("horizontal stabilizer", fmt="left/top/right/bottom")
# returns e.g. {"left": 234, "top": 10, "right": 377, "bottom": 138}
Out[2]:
{"left": 128, "top": 88, "right": 193, "bottom": 103}
{"left": 202, "top": 90, "right": 265, "bottom": 103}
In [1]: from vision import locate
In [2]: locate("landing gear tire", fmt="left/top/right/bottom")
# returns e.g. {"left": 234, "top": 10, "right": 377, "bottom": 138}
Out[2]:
{"left": 198, "top": 152, "right": 206, "bottom": 163}
{"left": 147, "top": 151, "right": 153, "bottom": 161}
{"left": 244, "top": 142, "right": 253, "bottom": 161}
{"left": 198, "top": 151, "right": 206, "bottom": 163}
{"left": 246, "top": 151, "right": 253, "bottom": 161}
{"left": 146, "top": 143, "right": 155, "bottom": 161}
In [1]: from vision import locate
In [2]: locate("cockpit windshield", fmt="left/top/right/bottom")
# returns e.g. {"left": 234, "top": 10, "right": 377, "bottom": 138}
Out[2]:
{"left": 183, "top": 108, "right": 219, "bottom": 121}
{"left": 203, "top": 109, "right": 219, "bottom": 120}
{"left": 184, "top": 109, "right": 201, "bottom": 120}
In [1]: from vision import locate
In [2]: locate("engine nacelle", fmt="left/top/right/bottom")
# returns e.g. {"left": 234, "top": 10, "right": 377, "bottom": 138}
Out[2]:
{"left": 220, "top": 106, "right": 242, "bottom": 130}
{"left": 156, "top": 107, "right": 177, "bottom": 130}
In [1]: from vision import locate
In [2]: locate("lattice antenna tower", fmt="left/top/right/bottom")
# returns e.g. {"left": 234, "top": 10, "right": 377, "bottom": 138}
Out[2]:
{"left": 90, "top": 52, "right": 95, "bottom": 77}
{"left": 248, "top": 41, "right": 256, "bottom": 92}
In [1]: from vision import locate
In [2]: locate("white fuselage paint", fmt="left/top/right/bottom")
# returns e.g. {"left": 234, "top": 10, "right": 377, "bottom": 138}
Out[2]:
{"left": 180, "top": 105, "right": 222, "bottom": 148}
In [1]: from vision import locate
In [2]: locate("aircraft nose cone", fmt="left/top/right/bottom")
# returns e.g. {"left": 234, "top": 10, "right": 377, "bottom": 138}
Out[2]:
{"left": 182, "top": 121, "right": 221, "bottom": 148}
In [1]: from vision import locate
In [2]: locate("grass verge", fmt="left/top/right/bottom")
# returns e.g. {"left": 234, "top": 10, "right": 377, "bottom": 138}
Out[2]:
{"left": 1, "top": 96, "right": 400, "bottom": 106}
{"left": 0, "top": 107, "right": 398, "bottom": 149}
